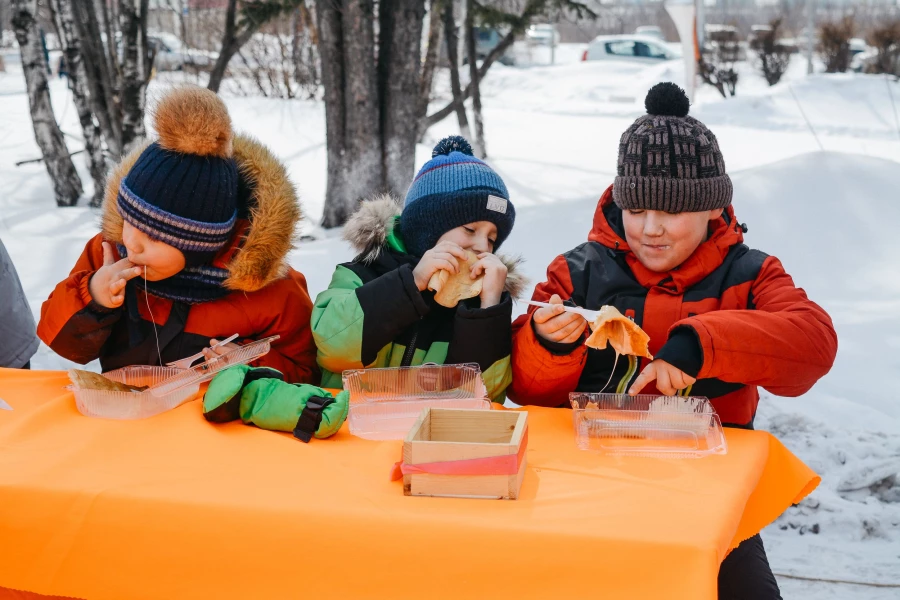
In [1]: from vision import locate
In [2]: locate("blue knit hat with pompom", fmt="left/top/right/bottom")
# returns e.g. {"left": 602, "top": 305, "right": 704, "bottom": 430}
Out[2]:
{"left": 399, "top": 136, "right": 515, "bottom": 257}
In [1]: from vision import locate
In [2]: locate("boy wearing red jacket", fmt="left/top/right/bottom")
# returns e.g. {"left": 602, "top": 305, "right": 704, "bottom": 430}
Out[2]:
{"left": 510, "top": 83, "right": 837, "bottom": 598}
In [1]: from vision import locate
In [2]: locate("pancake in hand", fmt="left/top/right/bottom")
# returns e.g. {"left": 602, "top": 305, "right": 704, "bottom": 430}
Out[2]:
{"left": 68, "top": 369, "right": 148, "bottom": 393}
{"left": 427, "top": 250, "right": 483, "bottom": 308}
{"left": 584, "top": 306, "right": 653, "bottom": 359}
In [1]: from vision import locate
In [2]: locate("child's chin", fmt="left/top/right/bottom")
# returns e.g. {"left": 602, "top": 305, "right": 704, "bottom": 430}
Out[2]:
{"left": 638, "top": 255, "right": 677, "bottom": 273}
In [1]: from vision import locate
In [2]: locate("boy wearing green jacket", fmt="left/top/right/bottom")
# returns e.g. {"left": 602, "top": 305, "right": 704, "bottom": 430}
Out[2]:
{"left": 312, "top": 136, "right": 524, "bottom": 402}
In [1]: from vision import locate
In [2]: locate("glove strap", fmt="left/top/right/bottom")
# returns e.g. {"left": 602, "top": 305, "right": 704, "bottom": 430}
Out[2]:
{"left": 293, "top": 395, "right": 335, "bottom": 443}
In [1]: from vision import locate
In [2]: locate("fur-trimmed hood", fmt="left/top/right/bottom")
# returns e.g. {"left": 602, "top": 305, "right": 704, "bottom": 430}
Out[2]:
{"left": 343, "top": 195, "right": 528, "bottom": 300}
{"left": 101, "top": 133, "right": 301, "bottom": 293}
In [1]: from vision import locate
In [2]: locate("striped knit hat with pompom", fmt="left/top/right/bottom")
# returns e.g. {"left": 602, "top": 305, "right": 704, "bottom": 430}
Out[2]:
{"left": 399, "top": 136, "right": 515, "bottom": 257}
{"left": 117, "top": 86, "right": 239, "bottom": 267}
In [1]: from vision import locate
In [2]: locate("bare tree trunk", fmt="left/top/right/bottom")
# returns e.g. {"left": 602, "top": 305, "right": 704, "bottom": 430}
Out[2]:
{"left": 442, "top": 0, "right": 470, "bottom": 139}
{"left": 52, "top": 0, "right": 107, "bottom": 206}
{"left": 417, "top": 0, "right": 442, "bottom": 127}
{"left": 317, "top": 0, "right": 351, "bottom": 227}
{"left": 119, "top": 0, "right": 150, "bottom": 152}
{"left": 101, "top": 0, "right": 120, "bottom": 82}
{"left": 207, "top": 0, "right": 238, "bottom": 92}
{"left": 73, "top": 0, "right": 123, "bottom": 157}
{"left": 464, "top": 0, "right": 485, "bottom": 157}
{"left": 341, "top": 0, "right": 383, "bottom": 214}
{"left": 379, "top": 0, "right": 425, "bottom": 194}
{"left": 12, "top": 0, "right": 83, "bottom": 206}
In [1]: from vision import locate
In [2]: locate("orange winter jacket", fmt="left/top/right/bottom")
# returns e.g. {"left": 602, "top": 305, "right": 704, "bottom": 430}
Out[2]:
{"left": 509, "top": 186, "right": 837, "bottom": 426}
{"left": 37, "top": 135, "right": 319, "bottom": 384}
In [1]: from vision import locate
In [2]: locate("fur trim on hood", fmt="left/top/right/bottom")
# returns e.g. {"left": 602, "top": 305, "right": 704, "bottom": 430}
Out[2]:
{"left": 343, "top": 195, "right": 528, "bottom": 300}
{"left": 101, "top": 134, "right": 301, "bottom": 293}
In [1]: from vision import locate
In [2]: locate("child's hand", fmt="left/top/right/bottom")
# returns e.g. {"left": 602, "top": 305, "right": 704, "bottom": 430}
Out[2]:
{"left": 470, "top": 252, "right": 507, "bottom": 307}
{"left": 202, "top": 338, "right": 242, "bottom": 362}
{"left": 533, "top": 294, "right": 588, "bottom": 344}
{"left": 412, "top": 241, "right": 469, "bottom": 291}
{"left": 88, "top": 242, "right": 142, "bottom": 309}
{"left": 629, "top": 360, "right": 696, "bottom": 396}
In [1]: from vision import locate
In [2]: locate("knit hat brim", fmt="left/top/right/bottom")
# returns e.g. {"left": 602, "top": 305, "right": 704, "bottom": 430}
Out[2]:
{"left": 613, "top": 174, "right": 733, "bottom": 213}
{"left": 117, "top": 181, "right": 237, "bottom": 267}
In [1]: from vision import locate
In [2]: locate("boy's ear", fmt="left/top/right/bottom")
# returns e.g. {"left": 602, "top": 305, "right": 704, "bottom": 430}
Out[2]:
{"left": 708, "top": 208, "right": 725, "bottom": 221}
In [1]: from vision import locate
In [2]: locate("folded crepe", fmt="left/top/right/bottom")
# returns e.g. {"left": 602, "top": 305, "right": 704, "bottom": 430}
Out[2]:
{"left": 427, "top": 249, "right": 483, "bottom": 308}
{"left": 68, "top": 369, "right": 148, "bottom": 393}
{"left": 584, "top": 306, "right": 653, "bottom": 360}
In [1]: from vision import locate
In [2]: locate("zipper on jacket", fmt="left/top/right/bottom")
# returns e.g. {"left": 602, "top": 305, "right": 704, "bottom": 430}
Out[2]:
{"left": 400, "top": 324, "right": 420, "bottom": 367}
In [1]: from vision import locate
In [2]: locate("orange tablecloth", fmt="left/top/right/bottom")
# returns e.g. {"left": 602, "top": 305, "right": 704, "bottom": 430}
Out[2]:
{"left": 0, "top": 369, "right": 818, "bottom": 600}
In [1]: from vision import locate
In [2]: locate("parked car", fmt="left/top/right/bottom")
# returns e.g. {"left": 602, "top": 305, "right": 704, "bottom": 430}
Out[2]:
{"left": 468, "top": 27, "right": 515, "bottom": 66}
{"left": 148, "top": 32, "right": 216, "bottom": 72}
{"left": 526, "top": 24, "right": 560, "bottom": 46}
{"left": 582, "top": 35, "right": 680, "bottom": 63}
{"left": 634, "top": 26, "right": 665, "bottom": 42}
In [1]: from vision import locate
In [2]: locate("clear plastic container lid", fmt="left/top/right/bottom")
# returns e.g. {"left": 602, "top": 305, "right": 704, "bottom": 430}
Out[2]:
{"left": 343, "top": 364, "right": 490, "bottom": 440}
{"left": 71, "top": 365, "right": 200, "bottom": 420}
{"left": 569, "top": 393, "right": 728, "bottom": 458}
{"left": 148, "top": 335, "right": 279, "bottom": 397}
{"left": 342, "top": 363, "right": 487, "bottom": 403}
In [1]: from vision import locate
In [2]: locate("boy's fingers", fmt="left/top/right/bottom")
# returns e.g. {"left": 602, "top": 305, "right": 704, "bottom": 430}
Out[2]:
{"left": 656, "top": 367, "right": 675, "bottom": 396}
{"left": 561, "top": 326, "right": 587, "bottom": 344}
{"left": 629, "top": 363, "right": 656, "bottom": 396}
{"left": 101, "top": 242, "right": 114, "bottom": 266}
{"left": 433, "top": 258, "right": 458, "bottom": 275}
{"left": 109, "top": 278, "right": 126, "bottom": 295}
{"left": 544, "top": 312, "right": 582, "bottom": 334}
{"left": 532, "top": 307, "right": 555, "bottom": 324}
{"left": 437, "top": 242, "right": 468, "bottom": 260}
{"left": 557, "top": 318, "right": 587, "bottom": 341}
{"left": 535, "top": 305, "right": 567, "bottom": 325}
{"left": 115, "top": 266, "right": 142, "bottom": 282}
{"left": 433, "top": 253, "right": 460, "bottom": 273}
{"left": 470, "top": 262, "right": 485, "bottom": 279}
{"left": 548, "top": 294, "right": 563, "bottom": 305}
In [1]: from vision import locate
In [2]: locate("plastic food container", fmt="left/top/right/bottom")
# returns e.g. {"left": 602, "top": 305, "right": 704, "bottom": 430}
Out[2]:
{"left": 344, "top": 363, "right": 491, "bottom": 440}
{"left": 569, "top": 393, "right": 727, "bottom": 458}
{"left": 70, "top": 336, "right": 278, "bottom": 420}
{"left": 72, "top": 365, "right": 200, "bottom": 420}
{"left": 147, "top": 336, "right": 278, "bottom": 397}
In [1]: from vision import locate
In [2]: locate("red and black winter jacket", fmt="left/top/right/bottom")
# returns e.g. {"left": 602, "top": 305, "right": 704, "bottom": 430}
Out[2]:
{"left": 509, "top": 186, "right": 838, "bottom": 426}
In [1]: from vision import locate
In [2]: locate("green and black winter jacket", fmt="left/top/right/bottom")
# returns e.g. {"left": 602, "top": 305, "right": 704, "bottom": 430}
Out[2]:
{"left": 312, "top": 197, "right": 525, "bottom": 402}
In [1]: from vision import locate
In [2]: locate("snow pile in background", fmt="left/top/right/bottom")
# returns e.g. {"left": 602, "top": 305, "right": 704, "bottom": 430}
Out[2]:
{"left": 1, "top": 48, "right": 899, "bottom": 596}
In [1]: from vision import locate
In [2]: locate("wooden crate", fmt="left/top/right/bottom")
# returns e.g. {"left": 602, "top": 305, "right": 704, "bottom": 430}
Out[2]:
{"left": 402, "top": 408, "right": 528, "bottom": 500}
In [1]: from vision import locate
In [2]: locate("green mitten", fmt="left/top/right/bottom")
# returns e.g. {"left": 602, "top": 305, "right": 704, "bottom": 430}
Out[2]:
{"left": 239, "top": 380, "right": 349, "bottom": 442}
{"left": 203, "top": 365, "right": 284, "bottom": 423}
{"left": 203, "top": 364, "right": 349, "bottom": 442}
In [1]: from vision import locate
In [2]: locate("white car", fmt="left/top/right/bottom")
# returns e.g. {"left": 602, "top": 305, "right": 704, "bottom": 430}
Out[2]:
{"left": 634, "top": 26, "right": 666, "bottom": 42}
{"left": 149, "top": 33, "right": 216, "bottom": 72}
{"left": 582, "top": 35, "right": 681, "bottom": 63}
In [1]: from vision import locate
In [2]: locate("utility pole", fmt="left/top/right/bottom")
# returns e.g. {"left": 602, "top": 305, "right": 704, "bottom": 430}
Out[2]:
{"left": 806, "top": 0, "right": 815, "bottom": 74}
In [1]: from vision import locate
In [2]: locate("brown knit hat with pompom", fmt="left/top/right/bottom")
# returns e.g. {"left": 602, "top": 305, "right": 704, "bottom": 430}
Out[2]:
{"left": 613, "top": 82, "right": 732, "bottom": 213}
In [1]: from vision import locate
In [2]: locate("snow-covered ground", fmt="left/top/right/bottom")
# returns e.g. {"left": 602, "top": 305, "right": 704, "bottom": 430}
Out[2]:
{"left": 1, "top": 45, "right": 899, "bottom": 596}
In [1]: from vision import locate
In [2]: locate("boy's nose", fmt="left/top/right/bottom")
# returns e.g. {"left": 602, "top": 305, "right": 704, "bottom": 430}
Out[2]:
{"left": 643, "top": 216, "right": 665, "bottom": 236}
{"left": 470, "top": 238, "right": 490, "bottom": 254}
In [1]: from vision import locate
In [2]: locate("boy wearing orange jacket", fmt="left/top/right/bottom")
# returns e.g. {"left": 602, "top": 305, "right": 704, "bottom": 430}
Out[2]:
{"left": 38, "top": 87, "right": 318, "bottom": 383}
{"left": 510, "top": 83, "right": 837, "bottom": 598}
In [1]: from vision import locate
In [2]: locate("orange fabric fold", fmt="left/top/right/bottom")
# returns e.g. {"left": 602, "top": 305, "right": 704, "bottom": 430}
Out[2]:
{"left": 0, "top": 369, "right": 818, "bottom": 600}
